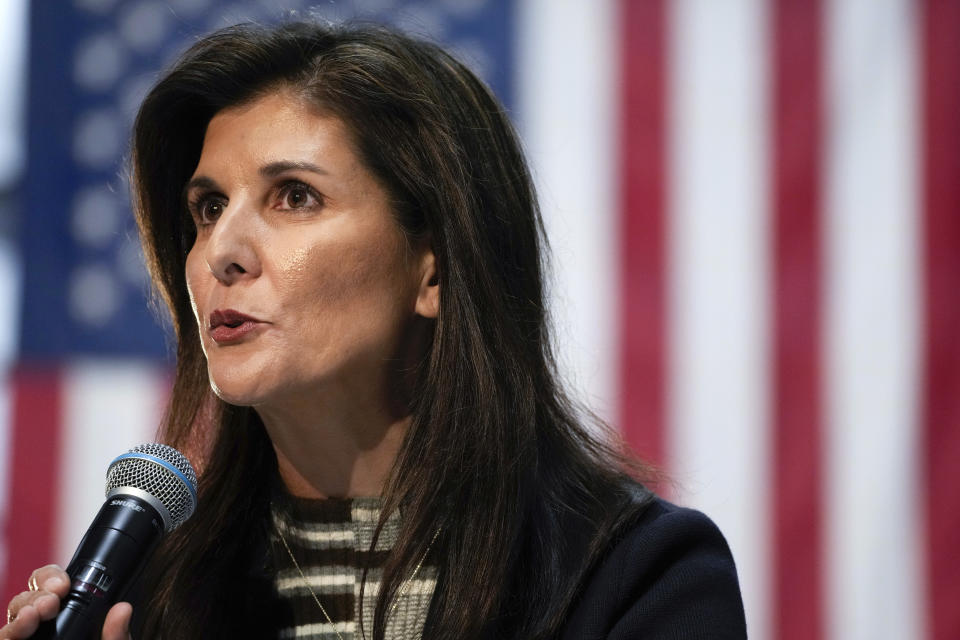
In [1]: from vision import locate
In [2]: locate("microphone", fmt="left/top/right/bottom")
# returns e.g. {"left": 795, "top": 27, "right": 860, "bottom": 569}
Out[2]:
{"left": 31, "top": 444, "right": 197, "bottom": 640}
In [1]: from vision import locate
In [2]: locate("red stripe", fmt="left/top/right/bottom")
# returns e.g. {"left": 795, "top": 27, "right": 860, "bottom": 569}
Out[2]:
{"left": 618, "top": 0, "right": 666, "bottom": 471}
{"left": 771, "top": 1, "right": 823, "bottom": 639}
{"left": 921, "top": 2, "right": 960, "bottom": 638}
{"left": 2, "top": 367, "right": 63, "bottom": 605}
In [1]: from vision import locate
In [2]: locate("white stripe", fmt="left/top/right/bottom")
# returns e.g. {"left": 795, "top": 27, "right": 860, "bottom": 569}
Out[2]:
{"left": 276, "top": 573, "right": 437, "bottom": 596}
{"left": 0, "top": 0, "right": 27, "bottom": 184}
{"left": 667, "top": 2, "right": 770, "bottom": 638}
{"left": 281, "top": 526, "right": 355, "bottom": 546}
{"left": 54, "top": 361, "right": 166, "bottom": 564}
{"left": 515, "top": 0, "right": 618, "bottom": 422}
{"left": 823, "top": 1, "right": 925, "bottom": 638}
{"left": 276, "top": 571, "right": 356, "bottom": 593}
{"left": 369, "top": 577, "right": 437, "bottom": 597}
{"left": 350, "top": 505, "right": 382, "bottom": 522}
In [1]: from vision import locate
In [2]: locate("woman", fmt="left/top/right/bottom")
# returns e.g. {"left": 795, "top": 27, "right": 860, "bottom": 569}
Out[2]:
{"left": 3, "top": 22, "right": 746, "bottom": 640}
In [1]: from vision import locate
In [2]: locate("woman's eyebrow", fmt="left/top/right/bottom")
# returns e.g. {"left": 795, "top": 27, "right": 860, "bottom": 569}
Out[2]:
{"left": 182, "top": 175, "right": 219, "bottom": 201}
{"left": 181, "top": 161, "right": 330, "bottom": 202}
{"left": 260, "top": 160, "right": 329, "bottom": 177}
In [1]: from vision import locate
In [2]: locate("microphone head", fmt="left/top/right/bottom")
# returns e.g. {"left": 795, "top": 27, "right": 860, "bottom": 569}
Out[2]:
{"left": 105, "top": 443, "right": 198, "bottom": 533}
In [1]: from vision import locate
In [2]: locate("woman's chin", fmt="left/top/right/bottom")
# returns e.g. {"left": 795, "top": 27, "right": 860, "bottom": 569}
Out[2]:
{"left": 208, "top": 374, "right": 267, "bottom": 407}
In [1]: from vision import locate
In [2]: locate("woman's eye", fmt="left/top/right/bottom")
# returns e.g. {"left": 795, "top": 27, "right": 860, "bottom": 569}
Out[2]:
{"left": 277, "top": 182, "right": 322, "bottom": 211}
{"left": 203, "top": 200, "right": 225, "bottom": 220}
{"left": 189, "top": 195, "right": 227, "bottom": 225}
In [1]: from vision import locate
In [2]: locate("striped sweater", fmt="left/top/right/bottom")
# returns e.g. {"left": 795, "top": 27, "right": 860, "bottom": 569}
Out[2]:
{"left": 269, "top": 497, "right": 437, "bottom": 640}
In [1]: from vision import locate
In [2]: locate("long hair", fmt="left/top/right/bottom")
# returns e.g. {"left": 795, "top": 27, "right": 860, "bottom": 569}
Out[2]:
{"left": 131, "top": 21, "right": 651, "bottom": 639}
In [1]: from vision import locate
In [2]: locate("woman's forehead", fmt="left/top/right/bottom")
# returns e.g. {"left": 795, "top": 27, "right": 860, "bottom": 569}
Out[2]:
{"left": 196, "top": 94, "right": 359, "bottom": 174}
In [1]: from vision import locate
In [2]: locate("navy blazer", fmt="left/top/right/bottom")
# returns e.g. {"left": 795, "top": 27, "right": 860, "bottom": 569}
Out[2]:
{"left": 558, "top": 498, "right": 747, "bottom": 639}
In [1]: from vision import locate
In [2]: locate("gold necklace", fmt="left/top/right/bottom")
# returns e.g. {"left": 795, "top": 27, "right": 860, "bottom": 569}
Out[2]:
{"left": 277, "top": 524, "right": 442, "bottom": 640}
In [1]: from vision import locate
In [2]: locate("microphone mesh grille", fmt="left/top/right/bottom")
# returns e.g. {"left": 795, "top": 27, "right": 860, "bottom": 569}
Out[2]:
{"left": 105, "top": 443, "right": 198, "bottom": 531}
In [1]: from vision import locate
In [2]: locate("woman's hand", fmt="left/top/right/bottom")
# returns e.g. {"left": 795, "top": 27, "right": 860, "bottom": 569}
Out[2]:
{"left": 0, "top": 565, "right": 132, "bottom": 640}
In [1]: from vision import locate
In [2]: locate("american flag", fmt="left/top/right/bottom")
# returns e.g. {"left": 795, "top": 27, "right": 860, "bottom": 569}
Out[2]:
{"left": 0, "top": 1, "right": 956, "bottom": 639}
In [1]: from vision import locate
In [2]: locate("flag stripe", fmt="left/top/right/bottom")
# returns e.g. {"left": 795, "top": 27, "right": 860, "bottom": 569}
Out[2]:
{"left": 1, "top": 368, "right": 62, "bottom": 605}
{"left": 921, "top": 2, "right": 960, "bottom": 638}
{"left": 771, "top": 1, "right": 824, "bottom": 638}
{"left": 0, "top": 383, "right": 11, "bottom": 583}
{"left": 618, "top": 0, "right": 667, "bottom": 469}
{"left": 667, "top": 1, "right": 770, "bottom": 636}
{"left": 824, "top": 1, "right": 924, "bottom": 638}
{"left": 55, "top": 362, "right": 165, "bottom": 564}
{"left": 515, "top": 0, "right": 618, "bottom": 424}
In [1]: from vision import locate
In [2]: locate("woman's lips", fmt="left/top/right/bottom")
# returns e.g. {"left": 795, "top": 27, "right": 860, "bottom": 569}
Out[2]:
{"left": 208, "top": 309, "right": 264, "bottom": 344}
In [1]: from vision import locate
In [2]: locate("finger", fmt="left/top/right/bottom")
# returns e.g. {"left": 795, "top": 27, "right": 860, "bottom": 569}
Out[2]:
{"left": 7, "top": 590, "right": 43, "bottom": 619}
{"left": 28, "top": 566, "right": 69, "bottom": 598}
{"left": 31, "top": 592, "right": 61, "bottom": 620}
{"left": 101, "top": 602, "right": 132, "bottom": 640}
{"left": 7, "top": 588, "right": 62, "bottom": 622}
{"left": 1, "top": 602, "right": 40, "bottom": 639}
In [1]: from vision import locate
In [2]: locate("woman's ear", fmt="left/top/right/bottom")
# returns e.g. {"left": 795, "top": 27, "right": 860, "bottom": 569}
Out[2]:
{"left": 415, "top": 249, "right": 439, "bottom": 319}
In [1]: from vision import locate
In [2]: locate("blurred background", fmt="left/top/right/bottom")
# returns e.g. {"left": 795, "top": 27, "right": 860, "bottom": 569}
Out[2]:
{"left": 0, "top": 1, "right": 957, "bottom": 639}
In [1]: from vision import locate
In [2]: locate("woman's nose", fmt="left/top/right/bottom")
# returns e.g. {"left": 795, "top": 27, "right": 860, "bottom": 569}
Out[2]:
{"left": 203, "top": 202, "right": 262, "bottom": 284}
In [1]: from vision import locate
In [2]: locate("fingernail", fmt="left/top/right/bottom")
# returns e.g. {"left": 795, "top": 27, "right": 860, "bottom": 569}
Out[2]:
{"left": 35, "top": 594, "right": 56, "bottom": 610}
{"left": 41, "top": 576, "right": 66, "bottom": 591}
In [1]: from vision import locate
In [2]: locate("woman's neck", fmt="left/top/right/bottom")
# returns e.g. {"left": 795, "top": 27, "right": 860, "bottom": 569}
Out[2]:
{"left": 256, "top": 395, "right": 410, "bottom": 499}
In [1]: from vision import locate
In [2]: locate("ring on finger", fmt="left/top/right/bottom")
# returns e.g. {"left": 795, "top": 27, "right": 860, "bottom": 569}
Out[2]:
{"left": 28, "top": 575, "right": 39, "bottom": 591}
{"left": 6, "top": 608, "right": 14, "bottom": 624}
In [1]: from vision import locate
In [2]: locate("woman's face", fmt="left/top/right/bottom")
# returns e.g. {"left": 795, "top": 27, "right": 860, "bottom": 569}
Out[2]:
{"left": 184, "top": 91, "right": 436, "bottom": 410}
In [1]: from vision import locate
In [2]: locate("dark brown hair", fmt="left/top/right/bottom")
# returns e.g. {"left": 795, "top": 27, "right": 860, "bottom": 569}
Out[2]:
{"left": 131, "top": 21, "right": 651, "bottom": 639}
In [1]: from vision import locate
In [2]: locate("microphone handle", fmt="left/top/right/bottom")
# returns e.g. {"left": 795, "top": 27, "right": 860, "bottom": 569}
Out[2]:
{"left": 31, "top": 605, "right": 91, "bottom": 640}
{"left": 30, "top": 495, "right": 165, "bottom": 639}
